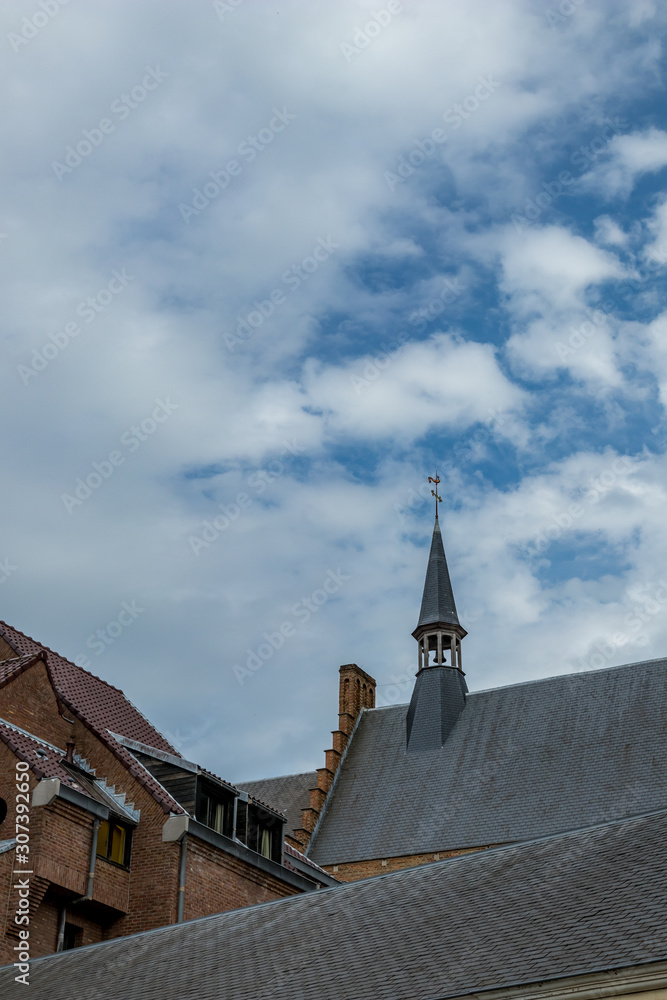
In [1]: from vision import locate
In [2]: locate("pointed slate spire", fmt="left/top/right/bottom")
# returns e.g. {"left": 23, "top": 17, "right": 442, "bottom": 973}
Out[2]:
{"left": 408, "top": 504, "right": 468, "bottom": 751}
{"left": 416, "top": 516, "right": 460, "bottom": 630}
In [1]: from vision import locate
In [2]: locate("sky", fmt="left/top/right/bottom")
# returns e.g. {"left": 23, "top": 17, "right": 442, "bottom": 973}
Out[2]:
{"left": 2, "top": 0, "right": 667, "bottom": 785}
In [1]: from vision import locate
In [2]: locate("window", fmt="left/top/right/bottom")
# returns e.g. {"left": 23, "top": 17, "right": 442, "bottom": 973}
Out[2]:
{"left": 63, "top": 923, "right": 83, "bottom": 950}
{"left": 259, "top": 826, "right": 272, "bottom": 860}
{"left": 195, "top": 782, "right": 233, "bottom": 838}
{"left": 96, "top": 819, "right": 132, "bottom": 867}
{"left": 241, "top": 804, "right": 283, "bottom": 863}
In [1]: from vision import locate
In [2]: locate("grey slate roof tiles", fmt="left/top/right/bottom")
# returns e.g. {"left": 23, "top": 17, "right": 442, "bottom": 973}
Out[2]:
{"left": 416, "top": 516, "right": 460, "bottom": 629}
{"left": 4, "top": 808, "right": 666, "bottom": 1000}
{"left": 308, "top": 657, "right": 667, "bottom": 865}
{"left": 240, "top": 770, "right": 317, "bottom": 837}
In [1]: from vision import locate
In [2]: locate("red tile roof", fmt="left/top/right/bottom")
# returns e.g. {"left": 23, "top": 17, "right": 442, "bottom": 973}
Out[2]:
{"left": 0, "top": 621, "right": 185, "bottom": 815}
{"left": 0, "top": 717, "right": 91, "bottom": 794}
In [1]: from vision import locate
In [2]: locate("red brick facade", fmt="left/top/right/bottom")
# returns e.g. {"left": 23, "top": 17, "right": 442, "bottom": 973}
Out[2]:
{"left": 0, "top": 630, "right": 316, "bottom": 964}
{"left": 323, "top": 845, "right": 494, "bottom": 882}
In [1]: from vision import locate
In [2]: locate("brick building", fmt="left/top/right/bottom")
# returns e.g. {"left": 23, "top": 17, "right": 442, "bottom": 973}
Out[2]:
{"left": 0, "top": 621, "right": 334, "bottom": 964}
{"left": 3, "top": 806, "right": 666, "bottom": 1000}
{"left": 243, "top": 512, "right": 667, "bottom": 881}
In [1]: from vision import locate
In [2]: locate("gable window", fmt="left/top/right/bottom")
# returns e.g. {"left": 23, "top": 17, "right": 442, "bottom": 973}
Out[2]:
{"left": 96, "top": 819, "right": 132, "bottom": 867}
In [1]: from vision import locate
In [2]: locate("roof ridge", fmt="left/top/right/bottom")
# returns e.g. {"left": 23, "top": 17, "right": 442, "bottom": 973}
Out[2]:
{"left": 0, "top": 620, "right": 177, "bottom": 753}
{"left": 471, "top": 656, "right": 667, "bottom": 695}
{"left": 241, "top": 770, "right": 317, "bottom": 783}
{"left": 0, "top": 619, "right": 127, "bottom": 695}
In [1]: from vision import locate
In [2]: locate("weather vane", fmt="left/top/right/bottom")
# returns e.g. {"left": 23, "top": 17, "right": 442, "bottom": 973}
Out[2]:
{"left": 428, "top": 472, "right": 442, "bottom": 518}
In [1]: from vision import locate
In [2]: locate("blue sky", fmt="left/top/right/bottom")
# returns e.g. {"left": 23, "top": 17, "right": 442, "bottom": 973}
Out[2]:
{"left": 2, "top": 0, "right": 667, "bottom": 783}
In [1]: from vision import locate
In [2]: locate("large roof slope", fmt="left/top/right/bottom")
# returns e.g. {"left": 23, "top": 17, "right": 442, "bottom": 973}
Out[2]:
{"left": 309, "top": 658, "right": 667, "bottom": 865}
{"left": 239, "top": 771, "right": 316, "bottom": 837}
{"left": 4, "top": 808, "right": 666, "bottom": 1000}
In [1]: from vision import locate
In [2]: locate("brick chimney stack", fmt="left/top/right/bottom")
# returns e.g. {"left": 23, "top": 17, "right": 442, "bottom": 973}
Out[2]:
{"left": 291, "top": 664, "right": 376, "bottom": 850}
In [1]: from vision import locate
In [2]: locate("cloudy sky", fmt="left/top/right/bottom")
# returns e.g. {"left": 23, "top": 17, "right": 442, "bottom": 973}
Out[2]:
{"left": 2, "top": 0, "right": 667, "bottom": 784}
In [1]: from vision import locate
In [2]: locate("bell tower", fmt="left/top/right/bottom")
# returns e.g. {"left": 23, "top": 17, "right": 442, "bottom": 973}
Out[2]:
{"left": 406, "top": 481, "right": 468, "bottom": 752}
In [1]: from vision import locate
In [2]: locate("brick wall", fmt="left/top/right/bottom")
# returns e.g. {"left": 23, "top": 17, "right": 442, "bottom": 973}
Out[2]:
{"left": 0, "top": 652, "right": 315, "bottom": 962}
{"left": 182, "top": 837, "right": 299, "bottom": 923}
{"left": 0, "top": 660, "right": 74, "bottom": 750}
{"left": 323, "top": 845, "right": 495, "bottom": 882}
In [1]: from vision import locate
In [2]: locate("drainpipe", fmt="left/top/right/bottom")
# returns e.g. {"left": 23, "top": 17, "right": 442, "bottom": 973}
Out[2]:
{"left": 177, "top": 834, "right": 188, "bottom": 923}
{"left": 56, "top": 906, "right": 67, "bottom": 952}
{"left": 85, "top": 818, "right": 100, "bottom": 899}
{"left": 68, "top": 816, "right": 101, "bottom": 912}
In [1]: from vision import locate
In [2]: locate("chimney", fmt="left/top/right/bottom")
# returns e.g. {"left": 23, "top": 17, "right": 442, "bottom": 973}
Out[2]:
{"left": 65, "top": 739, "right": 75, "bottom": 764}
{"left": 291, "top": 664, "right": 375, "bottom": 850}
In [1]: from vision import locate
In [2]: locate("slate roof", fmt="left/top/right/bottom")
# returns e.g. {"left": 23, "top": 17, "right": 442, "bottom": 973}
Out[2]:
{"left": 240, "top": 771, "right": 317, "bottom": 837}
{"left": 4, "top": 808, "right": 666, "bottom": 1000}
{"left": 308, "top": 658, "right": 667, "bottom": 865}
{"left": 415, "top": 516, "right": 460, "bottom": 629}
{"left": 0, "top": 621, "right": 185, "bottom": 815}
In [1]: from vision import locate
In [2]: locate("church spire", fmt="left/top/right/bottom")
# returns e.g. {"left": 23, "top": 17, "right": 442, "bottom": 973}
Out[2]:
{"left": 415, "top": 516, "right": 460, "bottom": 631}
{"left": 407, "top": 488, "right": 468, "bottom": 752}
{"left": 411, "top": 492, "right": 467, "bottom": 671}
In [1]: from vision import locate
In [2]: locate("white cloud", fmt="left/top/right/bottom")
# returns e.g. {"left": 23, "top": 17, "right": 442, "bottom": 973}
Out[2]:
{"left": 302, "top": 333, "right": 525, "bottom": 440}
{"left": 593, "top": 215, "right": 628, "bottom": 247}
{"left": 1, "top": 0, "right": 666, "bottom": 783}
{"left": 582, "top": 128, "right": 667, "bottom": 198}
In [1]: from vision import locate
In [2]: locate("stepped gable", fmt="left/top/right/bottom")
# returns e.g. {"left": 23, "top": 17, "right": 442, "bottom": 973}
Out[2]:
{"left": 0, "top": 620, "right": 185, "bottom": 815}
{"left": 0, "top": 717, "right": 95, "bottom": 795}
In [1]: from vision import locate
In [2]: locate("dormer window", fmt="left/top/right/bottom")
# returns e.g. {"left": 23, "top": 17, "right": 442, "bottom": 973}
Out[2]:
{"left": 195, "top": 781, "right": 234, "bottom": 838}
{"left": 235, "top": 799, "right": 283, "bottom": 863}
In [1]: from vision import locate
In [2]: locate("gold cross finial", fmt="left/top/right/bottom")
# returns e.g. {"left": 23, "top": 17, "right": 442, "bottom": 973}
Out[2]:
{"left": 428, "top": 472, "right": 442, "bottom": 518}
